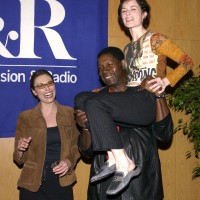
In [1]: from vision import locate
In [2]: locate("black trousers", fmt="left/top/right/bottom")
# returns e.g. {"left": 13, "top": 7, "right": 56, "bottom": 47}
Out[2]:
{"left": 19, "top": 166, "right": 73, "bottom": 200}
{"left": 74, "top": 88, "right": 156, "bottom": 151}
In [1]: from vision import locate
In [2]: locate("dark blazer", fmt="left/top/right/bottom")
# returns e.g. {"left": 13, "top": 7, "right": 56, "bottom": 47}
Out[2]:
{"left": 13, "top": 101, "right": 80, "bottom": 192}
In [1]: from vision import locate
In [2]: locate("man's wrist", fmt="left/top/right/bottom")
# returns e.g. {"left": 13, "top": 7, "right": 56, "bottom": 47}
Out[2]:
{"left": 155, "top": 93, "right": 166, "bottom": 99}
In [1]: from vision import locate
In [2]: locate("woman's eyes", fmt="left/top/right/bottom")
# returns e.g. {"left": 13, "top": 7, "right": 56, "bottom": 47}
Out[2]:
{"left": 121, "top": 8, "right": 137, "bottom": 14}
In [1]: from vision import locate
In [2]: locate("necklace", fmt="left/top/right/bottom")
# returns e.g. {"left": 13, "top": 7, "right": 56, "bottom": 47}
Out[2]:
{"left": 132, "top": 31, "right": 149, "bottom": 59}
{"left": 132, "top": 40, "right": 139, "bottom": 58}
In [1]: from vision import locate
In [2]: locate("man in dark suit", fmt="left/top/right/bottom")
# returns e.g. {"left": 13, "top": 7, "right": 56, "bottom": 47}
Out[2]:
{"left": 75, "top": 47, "right": 173, "bottom": 200}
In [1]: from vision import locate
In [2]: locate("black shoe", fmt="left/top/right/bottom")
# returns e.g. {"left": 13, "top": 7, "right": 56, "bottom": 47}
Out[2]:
{"left": 106, "top": 165, "right": 141, "bottom": 195}
{"left": 91, "top": 162, "right": 116, "bottom": 183}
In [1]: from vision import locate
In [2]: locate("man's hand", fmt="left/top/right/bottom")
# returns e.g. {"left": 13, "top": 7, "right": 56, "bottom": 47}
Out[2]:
{"left": 140, "top": 76, "right": 162, "bottom": 96}
{"left": 74, "top": 110, "right": 88, "bottom": 129}
{"left": 147, "top": 77, "right": 170, "bottom": 94}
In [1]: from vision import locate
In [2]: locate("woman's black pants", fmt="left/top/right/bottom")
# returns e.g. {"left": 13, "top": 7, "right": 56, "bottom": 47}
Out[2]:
{"left": 74, "top": 89, "right": 156, "bottom": 151}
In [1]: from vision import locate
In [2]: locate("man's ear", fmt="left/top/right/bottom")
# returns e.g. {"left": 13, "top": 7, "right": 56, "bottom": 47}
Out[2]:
{"left": 121, "top": 59, "right": 125, "bottom": 69}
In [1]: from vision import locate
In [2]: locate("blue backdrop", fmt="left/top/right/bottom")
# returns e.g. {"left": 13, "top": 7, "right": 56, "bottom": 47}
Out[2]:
{"left": 0, "top": 0, "right": 108, "bottom": 137}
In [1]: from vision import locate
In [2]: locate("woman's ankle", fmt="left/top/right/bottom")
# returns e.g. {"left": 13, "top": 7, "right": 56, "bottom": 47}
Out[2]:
{"left": 106, "top": 159, "right": 116, "bottom": 166}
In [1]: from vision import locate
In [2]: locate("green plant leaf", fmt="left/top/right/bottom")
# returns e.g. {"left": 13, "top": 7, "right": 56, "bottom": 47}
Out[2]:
{"left": 169, "top": 75, "right": 200, "bottom": 178}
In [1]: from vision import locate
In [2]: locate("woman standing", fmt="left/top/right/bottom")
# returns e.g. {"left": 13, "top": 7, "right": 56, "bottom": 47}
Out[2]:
{"left": 118, "top": 0, "right": 194, "bottom": 93}
{"left": 13, "top": 69, "right": 80, "bottom": 200}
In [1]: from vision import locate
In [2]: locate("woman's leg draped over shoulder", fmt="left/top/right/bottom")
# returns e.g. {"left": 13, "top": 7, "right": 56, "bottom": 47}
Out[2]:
{"left": 74, "top": 91, "right": 123, "bottom": 151}
{"left": 74, "top": 91, "right": 96, "bottom": 111}
{"left": 88, "top": 90, "right": 156, "bottom": 126}
{"left": 74, "top": 90, "right": 156, "bottom": 151}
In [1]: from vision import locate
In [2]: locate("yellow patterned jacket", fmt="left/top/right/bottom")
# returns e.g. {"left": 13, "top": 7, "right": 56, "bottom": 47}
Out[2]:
{"left": 124, "top": 31, "right": 194, "bottom": 87}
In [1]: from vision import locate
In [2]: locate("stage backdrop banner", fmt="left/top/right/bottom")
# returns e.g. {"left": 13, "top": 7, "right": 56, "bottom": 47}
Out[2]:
{"left": 0, "top": 0, "right": 108, "bottom": 138}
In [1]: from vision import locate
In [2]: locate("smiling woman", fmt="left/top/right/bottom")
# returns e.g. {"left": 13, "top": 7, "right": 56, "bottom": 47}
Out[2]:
{"left": 0, "top": 69, "right": 25, "bottom": 82}
{"left": 13, "top": 69, "right": 80, "bottom": 200}
{"left": 118, "top": 0, "right": 194, "bottom": 90}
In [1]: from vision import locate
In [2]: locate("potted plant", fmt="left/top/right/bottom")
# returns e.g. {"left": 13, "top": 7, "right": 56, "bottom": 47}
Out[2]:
{"left": 168, "top": 73, "right": 200, "bottom": 179}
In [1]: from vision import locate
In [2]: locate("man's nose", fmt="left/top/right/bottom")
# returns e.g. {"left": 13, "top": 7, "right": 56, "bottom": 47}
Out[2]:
{"left": 102, "top": 65, "right": 110, "bottom": 72}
